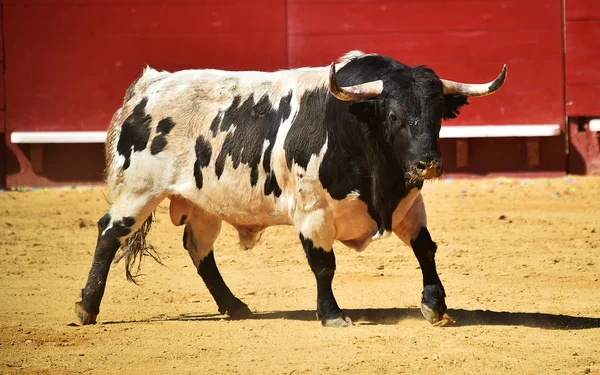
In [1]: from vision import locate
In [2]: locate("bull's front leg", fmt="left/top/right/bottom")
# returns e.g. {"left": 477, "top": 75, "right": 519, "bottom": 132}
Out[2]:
{"left": 394, "top": 193, "right": 450, "bottom": 326}
{"left": 299, "top": 235, "right": 351, "bottom": 327}
{"left": 294, "top": 176, "right": 352, "bottom": 327}
{"left": 410, "top": 227, "right": 449, "bottom": 325}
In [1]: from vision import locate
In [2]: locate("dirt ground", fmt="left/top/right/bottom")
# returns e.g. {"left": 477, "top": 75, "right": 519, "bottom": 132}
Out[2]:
{"left": 1, "top": 176, "right": 599, "bottom": 374}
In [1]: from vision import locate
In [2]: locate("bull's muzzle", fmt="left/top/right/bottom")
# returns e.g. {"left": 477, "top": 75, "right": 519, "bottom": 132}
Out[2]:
{"left": 412, "top": 160, "right": 443, "bottom": 180}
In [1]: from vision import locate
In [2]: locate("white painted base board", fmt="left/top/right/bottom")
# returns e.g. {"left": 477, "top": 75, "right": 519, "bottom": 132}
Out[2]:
{"left": 10, "top": 124, "right": 562, "bottom": 144}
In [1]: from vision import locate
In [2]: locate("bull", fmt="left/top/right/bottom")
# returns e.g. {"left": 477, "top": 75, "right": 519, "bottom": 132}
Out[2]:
{"left": 75, "top": 51, "right": 506, "bottom": 327}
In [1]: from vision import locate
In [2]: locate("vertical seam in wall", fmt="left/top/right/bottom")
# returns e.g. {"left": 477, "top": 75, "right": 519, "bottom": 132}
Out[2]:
{"left": 284, "top": 0, "right": 290, "bottom": 68}
{"left": 561, "top": 0, "right": 569, "bottom": 173}
{"left": 0, "top": 0, "right": 6, "bottom": 188}
{"left": 0, "top": 0, "right": 5, "bottom": 112}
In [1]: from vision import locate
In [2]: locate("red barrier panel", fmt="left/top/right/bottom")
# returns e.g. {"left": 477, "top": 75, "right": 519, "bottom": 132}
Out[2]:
{"left": 566, "top": 18, "right": 600, "bottom": 116}
{"left": 3, "top": 1, "right": 287, "bottom": 133}
{"left": 566, "top": 0, "right": 600, "bottom": 20}
{"left": 288, "top": 0, "right": 564, "bottom": 127}
{"left": 0, "top": 6, "right": 4, "bottom": 133}
{"left": 2, "top": 0, "right": 578, "bottom": 186}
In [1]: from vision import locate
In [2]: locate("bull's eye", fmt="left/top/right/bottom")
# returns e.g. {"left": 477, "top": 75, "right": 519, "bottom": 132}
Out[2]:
{"left": 388, "top": 112, "right": 407, "bottom": 130}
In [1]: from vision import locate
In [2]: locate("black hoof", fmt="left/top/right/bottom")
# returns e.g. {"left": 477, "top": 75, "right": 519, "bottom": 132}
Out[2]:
{"left": 218, "top": 297, "right": 252, "bottom": 319}
{"left": 75, "top": 301, "right": 97, "bottom": 325}
{"left": 420, "top": 285, "right": 452, "bottom": 326}
{"left": 420, "top": 303, "right": 455, "bottom": 326}
{"left": 317, "top": 312, "right": 353, "bottom": 328}
{"left": 420, "top": 302, "right": 443, "bottom": 324}
{"left": 228, "top": 303, "right": 253, "bottom": 319}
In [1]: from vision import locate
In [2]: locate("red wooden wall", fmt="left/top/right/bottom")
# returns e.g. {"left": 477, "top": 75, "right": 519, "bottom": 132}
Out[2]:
{"left": 2, "top": 0, "right": 287, "bottom": 187}
{"left": 3, "top": 0, "right": 287, "bottom": 134}
{"left": 1, "top": 0, "right": 598, "bottom": 187}
{"left": 0, "top": 4, "right": 5, "bottom": 188}
{"left": 565, "top": 0, "right": 600, "bottom": 116}
{"left": 288, "top": 0, "right": 564, "bottom": 127}
{"left": 0, "top": 2, "right": 4, "bottom": 134}
{"left": 566, "top": 0, "right": 600, "bottom": 174}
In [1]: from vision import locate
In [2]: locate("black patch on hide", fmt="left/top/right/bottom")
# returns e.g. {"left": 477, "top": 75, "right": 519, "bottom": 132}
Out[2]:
{"left": 116, "top": 97, "right": 152, "bottom": 170}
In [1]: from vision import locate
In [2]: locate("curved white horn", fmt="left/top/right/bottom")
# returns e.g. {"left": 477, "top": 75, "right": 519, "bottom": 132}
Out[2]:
{"left": 441, "top": 65, "right": 507, "bottom": 97}
{"left": 328, "top": 62, "right": 384, "bottom": 101}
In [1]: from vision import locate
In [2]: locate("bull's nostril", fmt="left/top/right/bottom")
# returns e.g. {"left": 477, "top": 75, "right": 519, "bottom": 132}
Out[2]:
{"left": 415, "top": 161, "right": 428, "bottom": 171}
{"left": 412, "top": 160, "right": 443, "bottom": 179}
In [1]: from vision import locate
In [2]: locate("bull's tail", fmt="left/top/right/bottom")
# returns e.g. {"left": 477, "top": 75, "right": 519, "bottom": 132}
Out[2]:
{"left": 113, "top": 212, "right": 163, "bottom": 284}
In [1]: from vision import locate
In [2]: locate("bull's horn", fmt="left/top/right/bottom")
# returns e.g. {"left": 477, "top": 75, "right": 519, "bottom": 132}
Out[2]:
{"left": 328, "top": 62, "right": 383, "bottom": 101}
{"left": 441, "top": 65, "right": 507, "bottom": 97}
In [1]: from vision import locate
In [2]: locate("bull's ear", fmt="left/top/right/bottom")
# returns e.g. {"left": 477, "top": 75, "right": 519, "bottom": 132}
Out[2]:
{"left": 349, "top": 101, "right": 376, "bottom": 122}
{"left": 443, "top": 94, "right": 469, "bottom": 120}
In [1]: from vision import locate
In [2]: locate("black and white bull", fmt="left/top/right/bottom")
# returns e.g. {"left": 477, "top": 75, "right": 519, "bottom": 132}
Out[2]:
{"left": 75, "top": 51, "right": 506, "bottom": 327}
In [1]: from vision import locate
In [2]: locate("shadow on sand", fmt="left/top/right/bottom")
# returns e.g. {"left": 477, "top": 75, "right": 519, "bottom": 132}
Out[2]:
{"left": 101, "top": 308, "right": 600, "bottom": 330}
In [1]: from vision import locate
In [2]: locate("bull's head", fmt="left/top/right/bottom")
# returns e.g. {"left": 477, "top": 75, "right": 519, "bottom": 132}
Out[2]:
{"left": 328, "top": 56, "right": 507, "bottom": 185}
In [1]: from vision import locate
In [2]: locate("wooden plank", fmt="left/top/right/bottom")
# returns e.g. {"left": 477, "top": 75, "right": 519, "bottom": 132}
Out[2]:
{"left": 2, "top": 38, "right": 272, "bottom": 133}
{"left": 288, "top": 30, "right": 561, "bottom": 67}
{"left": 426, "top": 60, "right": 563, "bottom": 126}
{"left": 566, "top": 20, "right": 600, "bottom": 57}
{"left": 568, "top": 118, "right": 600, "bottom": 175}
{"left": 0, "top": 69, "right": 4, "bottom": 110}
{"left": 5, "top": 3, "right": 285, "bottom": 36}
{"left": 3, "top": 2, "right": 287, "bottom": 133}
{"left": 0, "top": 130, "right": 5, "bottom": 189}
{"left": 288, "top": 0, "right": 563, "bottom": 127}
{"left": 565, "top": 20, "right": 600, "bottom": 89}
{"left": 289, "top": 34, "right": 564, "bottom": 125}
{"left": 525, "top": 138, "right": 541, "bottom": 167}
{"left": 5, "top": 0, "right": 281, "bottom": 5}
{"left": 566, "top": 84, "right": 600, "bottom": 116}
{"left": 456, "top": 139, "right": 469, "bottom": 168}
{"left": 5, "top": 3, "right": 288, "bottom": 70}
{"left": 18, "top": 33, "right": 288, "bottom": 71}
{"left": 288, "top": 0, "right": 551, "bottom": 3}
{"left": 6, "top": 56, "right": 563, "bottom": 131}
{"left": 289, "top": 0, "right": 560, "bottom": 34}
{"left": 29, "top": 144, "right": 44, "bottom": 174}
{"left": 566, "top": 54, "right": 600, "bottom": 85}
{"left": 566, "top": 0, "right": 600, "bottom": 20}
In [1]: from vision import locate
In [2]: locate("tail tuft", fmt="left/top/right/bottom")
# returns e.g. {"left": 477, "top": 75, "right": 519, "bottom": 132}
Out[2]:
{"left": 113, "top": 212, "right": 162, "bottom": 284}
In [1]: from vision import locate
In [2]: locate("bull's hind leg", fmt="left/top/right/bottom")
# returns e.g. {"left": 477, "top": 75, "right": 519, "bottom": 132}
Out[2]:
{"left": 75, "top": 193, "right": 162, "bottom": 325}
{"left": 181, "top": 204, "right": 252, "bottom": 319}
{"left": 394, "top": 194, "right": 449, "bottom": 326}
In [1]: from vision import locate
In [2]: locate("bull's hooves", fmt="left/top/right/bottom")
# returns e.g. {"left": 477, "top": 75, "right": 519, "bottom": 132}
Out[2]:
{"left": 227, "top": 304, "right": 253, "bottom": 320}
{"left": 420, "top": 303, "right": 454, "bottom": 327}
{"left": 74, "top": 302, "right": 97, "bottom": 326}
{"left": 321, "top": 314, "right": 353, "bottom": 328}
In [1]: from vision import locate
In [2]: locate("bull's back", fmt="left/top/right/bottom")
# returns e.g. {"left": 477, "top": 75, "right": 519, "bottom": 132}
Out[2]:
{"left": 104, "top": 67, "right": 324, "bottom": 227}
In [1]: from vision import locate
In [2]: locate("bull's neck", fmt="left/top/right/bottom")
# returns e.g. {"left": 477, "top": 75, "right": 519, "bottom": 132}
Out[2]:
{"left": 319, "top": 95, "right": 412, "bottom": 232}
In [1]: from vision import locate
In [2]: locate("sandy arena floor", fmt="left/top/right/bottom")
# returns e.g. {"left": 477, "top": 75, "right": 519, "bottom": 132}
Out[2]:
{"left": 1, "top": 177, "right": 599, "bottom": 374}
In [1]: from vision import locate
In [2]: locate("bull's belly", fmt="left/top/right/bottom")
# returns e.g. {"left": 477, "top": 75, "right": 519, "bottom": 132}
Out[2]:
{"left": 171, "top": 161, "right": 293, "bottom": 228}
{"left": 168, "top": 184, "right": 291, "bottom": 250}
{"left": 178, "top": 185, "right": 292, "bottom": 227}
{"left": 171, "top": 171, "right": 421, "bottom": 252}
